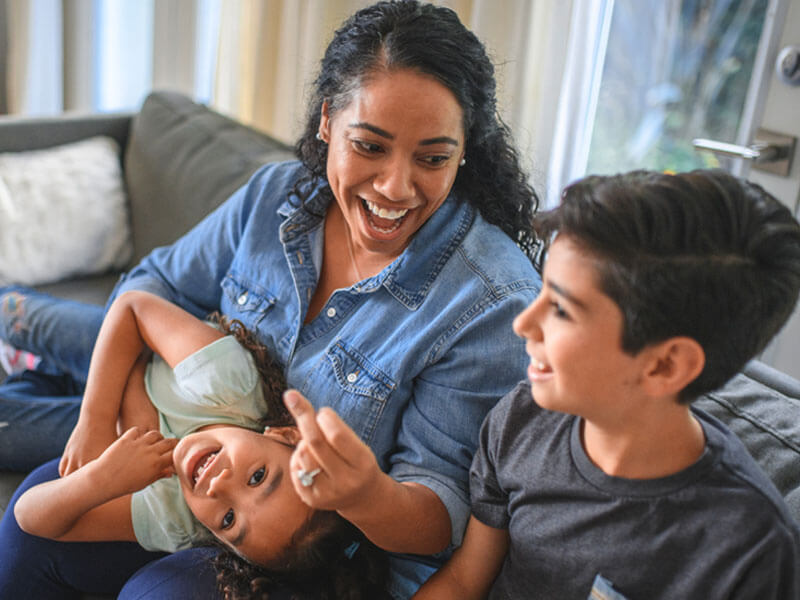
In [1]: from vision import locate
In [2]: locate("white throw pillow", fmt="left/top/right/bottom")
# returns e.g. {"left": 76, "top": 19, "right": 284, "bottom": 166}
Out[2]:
{"left": 0, "top": 136, "right": 133, "bottom": 286}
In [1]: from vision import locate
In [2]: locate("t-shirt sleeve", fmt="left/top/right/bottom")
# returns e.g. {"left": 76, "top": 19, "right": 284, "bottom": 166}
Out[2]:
{"left": 146, "top": 335, "right": 268, "bottom": 438}
{"left": 469, "top": 390, "right": 515, "bottom": 530}
{"left": 173, "top": 335, "right": 262, "bottom": 408}
{"left": 131, "top": 476, "right": 213, "bottom": 552}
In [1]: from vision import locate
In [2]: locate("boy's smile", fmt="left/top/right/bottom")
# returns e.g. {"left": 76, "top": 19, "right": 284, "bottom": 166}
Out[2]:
{"left": 513, "top": 235, "right": 650, "bottom": 423}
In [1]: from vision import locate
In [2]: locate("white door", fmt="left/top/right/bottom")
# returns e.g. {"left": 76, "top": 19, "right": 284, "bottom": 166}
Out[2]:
{"left": 557, "top": 0, "right": 800, "bottom": 379}
{"left": 749, "top": 0, "right": 800, "bottom": 379}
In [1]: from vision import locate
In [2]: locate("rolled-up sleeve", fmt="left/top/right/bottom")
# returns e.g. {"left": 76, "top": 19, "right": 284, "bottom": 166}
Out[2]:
{"left": 388, "top": 289, "right": 535, "bottom": 547}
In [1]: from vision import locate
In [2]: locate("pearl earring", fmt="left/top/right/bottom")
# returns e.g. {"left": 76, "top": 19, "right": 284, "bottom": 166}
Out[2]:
{"left": 315, "top": 132, "right": 323, "bottom": 142}
{"left": 264, "top": 425, "right": 271, "bottom": 433}
{"left": 459, "top": 157, "right": 466, "bottom": 167}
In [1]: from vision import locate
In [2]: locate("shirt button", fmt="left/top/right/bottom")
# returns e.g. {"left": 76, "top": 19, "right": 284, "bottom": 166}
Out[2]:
{"left": 237, "top": 293, "right": 248, "bottom": 305}
{"left": 347, "top": 372, "right": 358, "bottom": 383}
{"left": 326, "top": 307, "right": 336, "bottom": 318}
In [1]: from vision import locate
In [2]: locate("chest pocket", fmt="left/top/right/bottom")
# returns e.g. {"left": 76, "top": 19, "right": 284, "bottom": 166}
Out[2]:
{"left": 323, "top": 340, "right": 395, "bottom": 443}
{"left": 221, "top": 273, "right": 277, "bottom": 329}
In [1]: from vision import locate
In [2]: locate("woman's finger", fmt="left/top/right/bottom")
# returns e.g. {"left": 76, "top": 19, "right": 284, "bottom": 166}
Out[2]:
{"left": 283, "top": 390, "right": 341, "bottom": 470}
{"left": 315, "top": 407, "right": 365, "bottom": 469}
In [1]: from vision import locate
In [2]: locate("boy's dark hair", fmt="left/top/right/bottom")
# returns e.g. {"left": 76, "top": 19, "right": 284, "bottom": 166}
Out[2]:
{"left": 294, "top": 0, "right": 539, "bottom": 260}
{"left": 208, "top": 314, "right": 390, "bottom": 598}
{"left": 213, "top": 511, "right": 390, "bottom": 600}
{"left": 534, "top": 169, "right": 800, "bottom": 402}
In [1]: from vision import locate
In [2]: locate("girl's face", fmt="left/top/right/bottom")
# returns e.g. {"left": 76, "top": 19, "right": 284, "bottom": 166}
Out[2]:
{"left": 173, "top": 425, "right": 312, "bottom": 565}
{"left": 320, "top": 68, "right": 465, "bottom": 262}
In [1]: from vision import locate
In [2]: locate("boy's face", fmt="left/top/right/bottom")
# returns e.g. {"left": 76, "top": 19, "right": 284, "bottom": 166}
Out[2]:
{"left": 173, "top": 425, "right": 313, "bottom": 566}
{"left": 513, "top": 235, "right": 651, "bottom": 420}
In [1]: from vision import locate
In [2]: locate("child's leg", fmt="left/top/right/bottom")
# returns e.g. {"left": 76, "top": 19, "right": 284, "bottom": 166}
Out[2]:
{"left": 0, "top": 371, "right": 82, "bottom": 471}
{"left": 118, "top": 547, "right": 222, "bottom": 600}
{"left": 0, "top": 458, "right": 166, "bottom": 599}
{"left": 0, "top": 286, "right": 103, "bottom": 385}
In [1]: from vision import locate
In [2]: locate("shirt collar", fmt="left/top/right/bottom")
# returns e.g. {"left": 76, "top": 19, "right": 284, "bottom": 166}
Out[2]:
{"left": 278, "top": 182, "right": 475, "bottom": 310}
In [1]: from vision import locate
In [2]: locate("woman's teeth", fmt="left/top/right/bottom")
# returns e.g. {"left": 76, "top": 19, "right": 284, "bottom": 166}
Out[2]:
{"left": 364, "top": 199, "right": 408, "bottom": 220}
{"left": 192, "top": 451, "right": 218, "bottom": 485}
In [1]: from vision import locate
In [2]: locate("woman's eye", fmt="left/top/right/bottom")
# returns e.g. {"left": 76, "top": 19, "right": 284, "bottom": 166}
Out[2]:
{"left": 249, "top": 467, "right": 265, "bottom": 486}
{"left": 353, "top": 140, "right": 383, "bottom": 154}
{"left": 221, "top": 509, "right": 235, "bottom": 530}
{"left": 421, "top": 154, "right": 450, "bottom": 167}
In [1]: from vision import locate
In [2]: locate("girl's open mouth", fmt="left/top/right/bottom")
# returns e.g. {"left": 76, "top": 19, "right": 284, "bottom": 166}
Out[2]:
{"left": 190, "top": 450, "right": 219, "bottom": 488}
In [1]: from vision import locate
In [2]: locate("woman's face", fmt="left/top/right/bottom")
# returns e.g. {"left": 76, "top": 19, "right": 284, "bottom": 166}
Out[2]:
{"left": 173, "top": 426, "right": 312, "bottom": 566}
{"left": 319, "top": 68, "right": 466, "bottom": 260}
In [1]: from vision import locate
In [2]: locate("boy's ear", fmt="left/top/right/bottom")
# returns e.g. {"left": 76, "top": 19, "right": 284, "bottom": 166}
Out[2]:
{"left": 641, "top": 337, "right": 705, "bottom": 398}
{"left": 263, "top": 426, "right": 301, "bottom": 446}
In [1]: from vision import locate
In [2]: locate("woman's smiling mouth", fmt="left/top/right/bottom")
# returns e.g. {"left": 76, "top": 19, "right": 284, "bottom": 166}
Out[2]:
{"left": 361, "top": 198, "right": 409, "bottom": 234}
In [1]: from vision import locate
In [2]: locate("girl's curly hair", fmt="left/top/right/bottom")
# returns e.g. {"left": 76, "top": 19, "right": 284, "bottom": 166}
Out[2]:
{"left": 207, "top": 314, "right": 390, "bottom": 599}
{"left": 208, "top": 312, "right": 292, "bottom": 428}
{"left": 213, "top": 512, "right": 390, "bottom": 600}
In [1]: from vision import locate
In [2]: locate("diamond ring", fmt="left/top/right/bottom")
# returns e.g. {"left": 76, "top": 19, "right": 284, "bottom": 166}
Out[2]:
{"left": 296, "top": 468, "right": 322, "bottom": 487}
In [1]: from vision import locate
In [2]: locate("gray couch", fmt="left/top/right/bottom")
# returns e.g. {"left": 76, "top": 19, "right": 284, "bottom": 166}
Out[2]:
{"left": 0, "top": 90, "right": 293, "bottom": 516}
{"left": 0, "top": 91, "right": 799, "bottom": 593}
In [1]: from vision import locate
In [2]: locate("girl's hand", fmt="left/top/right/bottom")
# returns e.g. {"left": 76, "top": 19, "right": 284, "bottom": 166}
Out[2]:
{"left": 95, "top": 427, "right": 177, "bottom": 496}
{"left": 60, "top": 416, "right": 118, "bottom": 477}
{"left": 283, "top": 390, "right": 382, "bottom": 514}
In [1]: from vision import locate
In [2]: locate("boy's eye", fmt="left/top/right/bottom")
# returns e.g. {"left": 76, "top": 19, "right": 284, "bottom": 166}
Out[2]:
{"left": 249, "top": 467, "right": 265, "bottom": 486}
{"left": 221, "top": 509, "right": 235, "bottom": 530}
{"left": 550, "top": 301, "right": 569, "bottom": 319}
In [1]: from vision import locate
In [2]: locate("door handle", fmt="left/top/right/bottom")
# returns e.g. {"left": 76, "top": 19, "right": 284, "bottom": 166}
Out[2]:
{"left": 692, "top": 128, "right": 796, "bottom": 176}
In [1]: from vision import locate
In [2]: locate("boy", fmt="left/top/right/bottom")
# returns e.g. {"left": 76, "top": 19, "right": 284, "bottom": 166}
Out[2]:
{"left": 414, "top": 170, "right": 800, "bottom": 599}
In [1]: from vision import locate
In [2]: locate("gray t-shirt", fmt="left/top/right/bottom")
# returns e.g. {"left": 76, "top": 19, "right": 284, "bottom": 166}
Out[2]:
{"left": 470, "top": 382, "right": 800, "bottom": 599}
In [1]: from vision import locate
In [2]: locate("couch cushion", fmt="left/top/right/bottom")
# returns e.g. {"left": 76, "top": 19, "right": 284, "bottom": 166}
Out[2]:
{"left": 125, "top": 91, "right": 294, "bottom": 263}
{"left": 0, "top": 136, "right": 132, "bottom": 286}
{"left": 695, "top": 360, "right": 800, "bottom": 521}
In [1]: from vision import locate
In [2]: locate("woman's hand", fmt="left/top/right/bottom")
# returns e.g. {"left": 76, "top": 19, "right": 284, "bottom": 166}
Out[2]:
{"left": 283, "top": 389, "right": 451, "bottom": 554}
{"left": 59, "top": 415, "right": 118, "bottom": 477}
{"left": 283, "top": 389, "right": 381, "bottom": 514}
{"left": 95, "top": 427, "right": 177, "bottom": 496}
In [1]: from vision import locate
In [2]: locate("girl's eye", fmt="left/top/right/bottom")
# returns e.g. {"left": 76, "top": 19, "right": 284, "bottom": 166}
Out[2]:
{"left": 353, "top": 140, "right": 383, "bottom": 154}
{"left": 249, "top": 467, "right": 265, "bottom": 486}
{"left": 221, "top": 509, "right": 235, "bottom": 530}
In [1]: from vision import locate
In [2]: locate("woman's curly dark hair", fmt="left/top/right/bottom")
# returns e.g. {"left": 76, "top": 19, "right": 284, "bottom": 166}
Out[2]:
{"left": 207, "top": 314, "right": 390, "bottom": 598}
{"left": 294, "top": 0, "right": 539, "bottom": 260}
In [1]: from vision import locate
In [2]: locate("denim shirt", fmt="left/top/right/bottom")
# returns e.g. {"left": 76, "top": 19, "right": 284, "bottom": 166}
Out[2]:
{"left": 113, "top": 160, "right": 541, "bottom": 596}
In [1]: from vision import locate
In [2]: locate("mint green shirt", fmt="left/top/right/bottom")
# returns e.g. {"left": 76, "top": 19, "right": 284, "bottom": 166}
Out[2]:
{"left": 131, "top": 335, "right": 267, "bottom": 552}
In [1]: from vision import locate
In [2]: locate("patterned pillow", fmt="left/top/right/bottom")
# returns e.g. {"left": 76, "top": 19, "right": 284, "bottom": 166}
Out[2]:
{"left": 0, "top": 136, "right": 132, "bottom": 286}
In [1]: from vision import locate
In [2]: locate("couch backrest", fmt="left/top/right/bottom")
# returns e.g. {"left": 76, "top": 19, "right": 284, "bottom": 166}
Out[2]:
{"left": 124, "top": 91, "right": 295, "bottom": 263}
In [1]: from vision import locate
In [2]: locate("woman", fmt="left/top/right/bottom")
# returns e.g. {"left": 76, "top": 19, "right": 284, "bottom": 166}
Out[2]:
{"left": 0, "top": 1, "right": 541, "bottom": 598}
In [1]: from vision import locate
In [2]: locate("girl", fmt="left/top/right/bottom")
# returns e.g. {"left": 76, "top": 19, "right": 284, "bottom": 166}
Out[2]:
{"left": 14, "top": 290, "right": 388, "bottom": 599}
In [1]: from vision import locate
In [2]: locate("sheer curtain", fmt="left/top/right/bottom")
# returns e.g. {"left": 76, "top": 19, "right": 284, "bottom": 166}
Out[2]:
{"left": 1, "top": 0, "right": 216, "bottom": 116}
{"left": 211, "top": 0, "right": 577, "bottom": 201}
{"left": 1, "top": 0, "right": 592, "bottom": 204}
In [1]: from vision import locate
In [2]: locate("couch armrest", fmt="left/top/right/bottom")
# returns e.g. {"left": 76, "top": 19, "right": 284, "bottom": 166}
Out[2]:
{"left": 0, "top": 112, "right": 131, "bottom": 153}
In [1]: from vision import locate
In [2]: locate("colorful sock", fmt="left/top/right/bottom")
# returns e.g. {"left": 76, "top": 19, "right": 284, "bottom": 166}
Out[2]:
{"left": 0, "top": 339, "right": 41, "bottom": 375}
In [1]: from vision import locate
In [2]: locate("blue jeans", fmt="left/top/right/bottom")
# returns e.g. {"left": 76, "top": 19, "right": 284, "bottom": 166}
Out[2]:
{"left": 0, "top": 286, "right": 104, "bottom": 471}
{"left": 0, "top": 458, "right": 219, "bottom": 599}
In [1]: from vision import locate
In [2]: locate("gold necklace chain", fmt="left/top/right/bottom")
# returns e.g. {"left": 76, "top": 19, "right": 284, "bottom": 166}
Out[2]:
{"left": 343, "top": 219, "right": 364, "bottom": 282}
